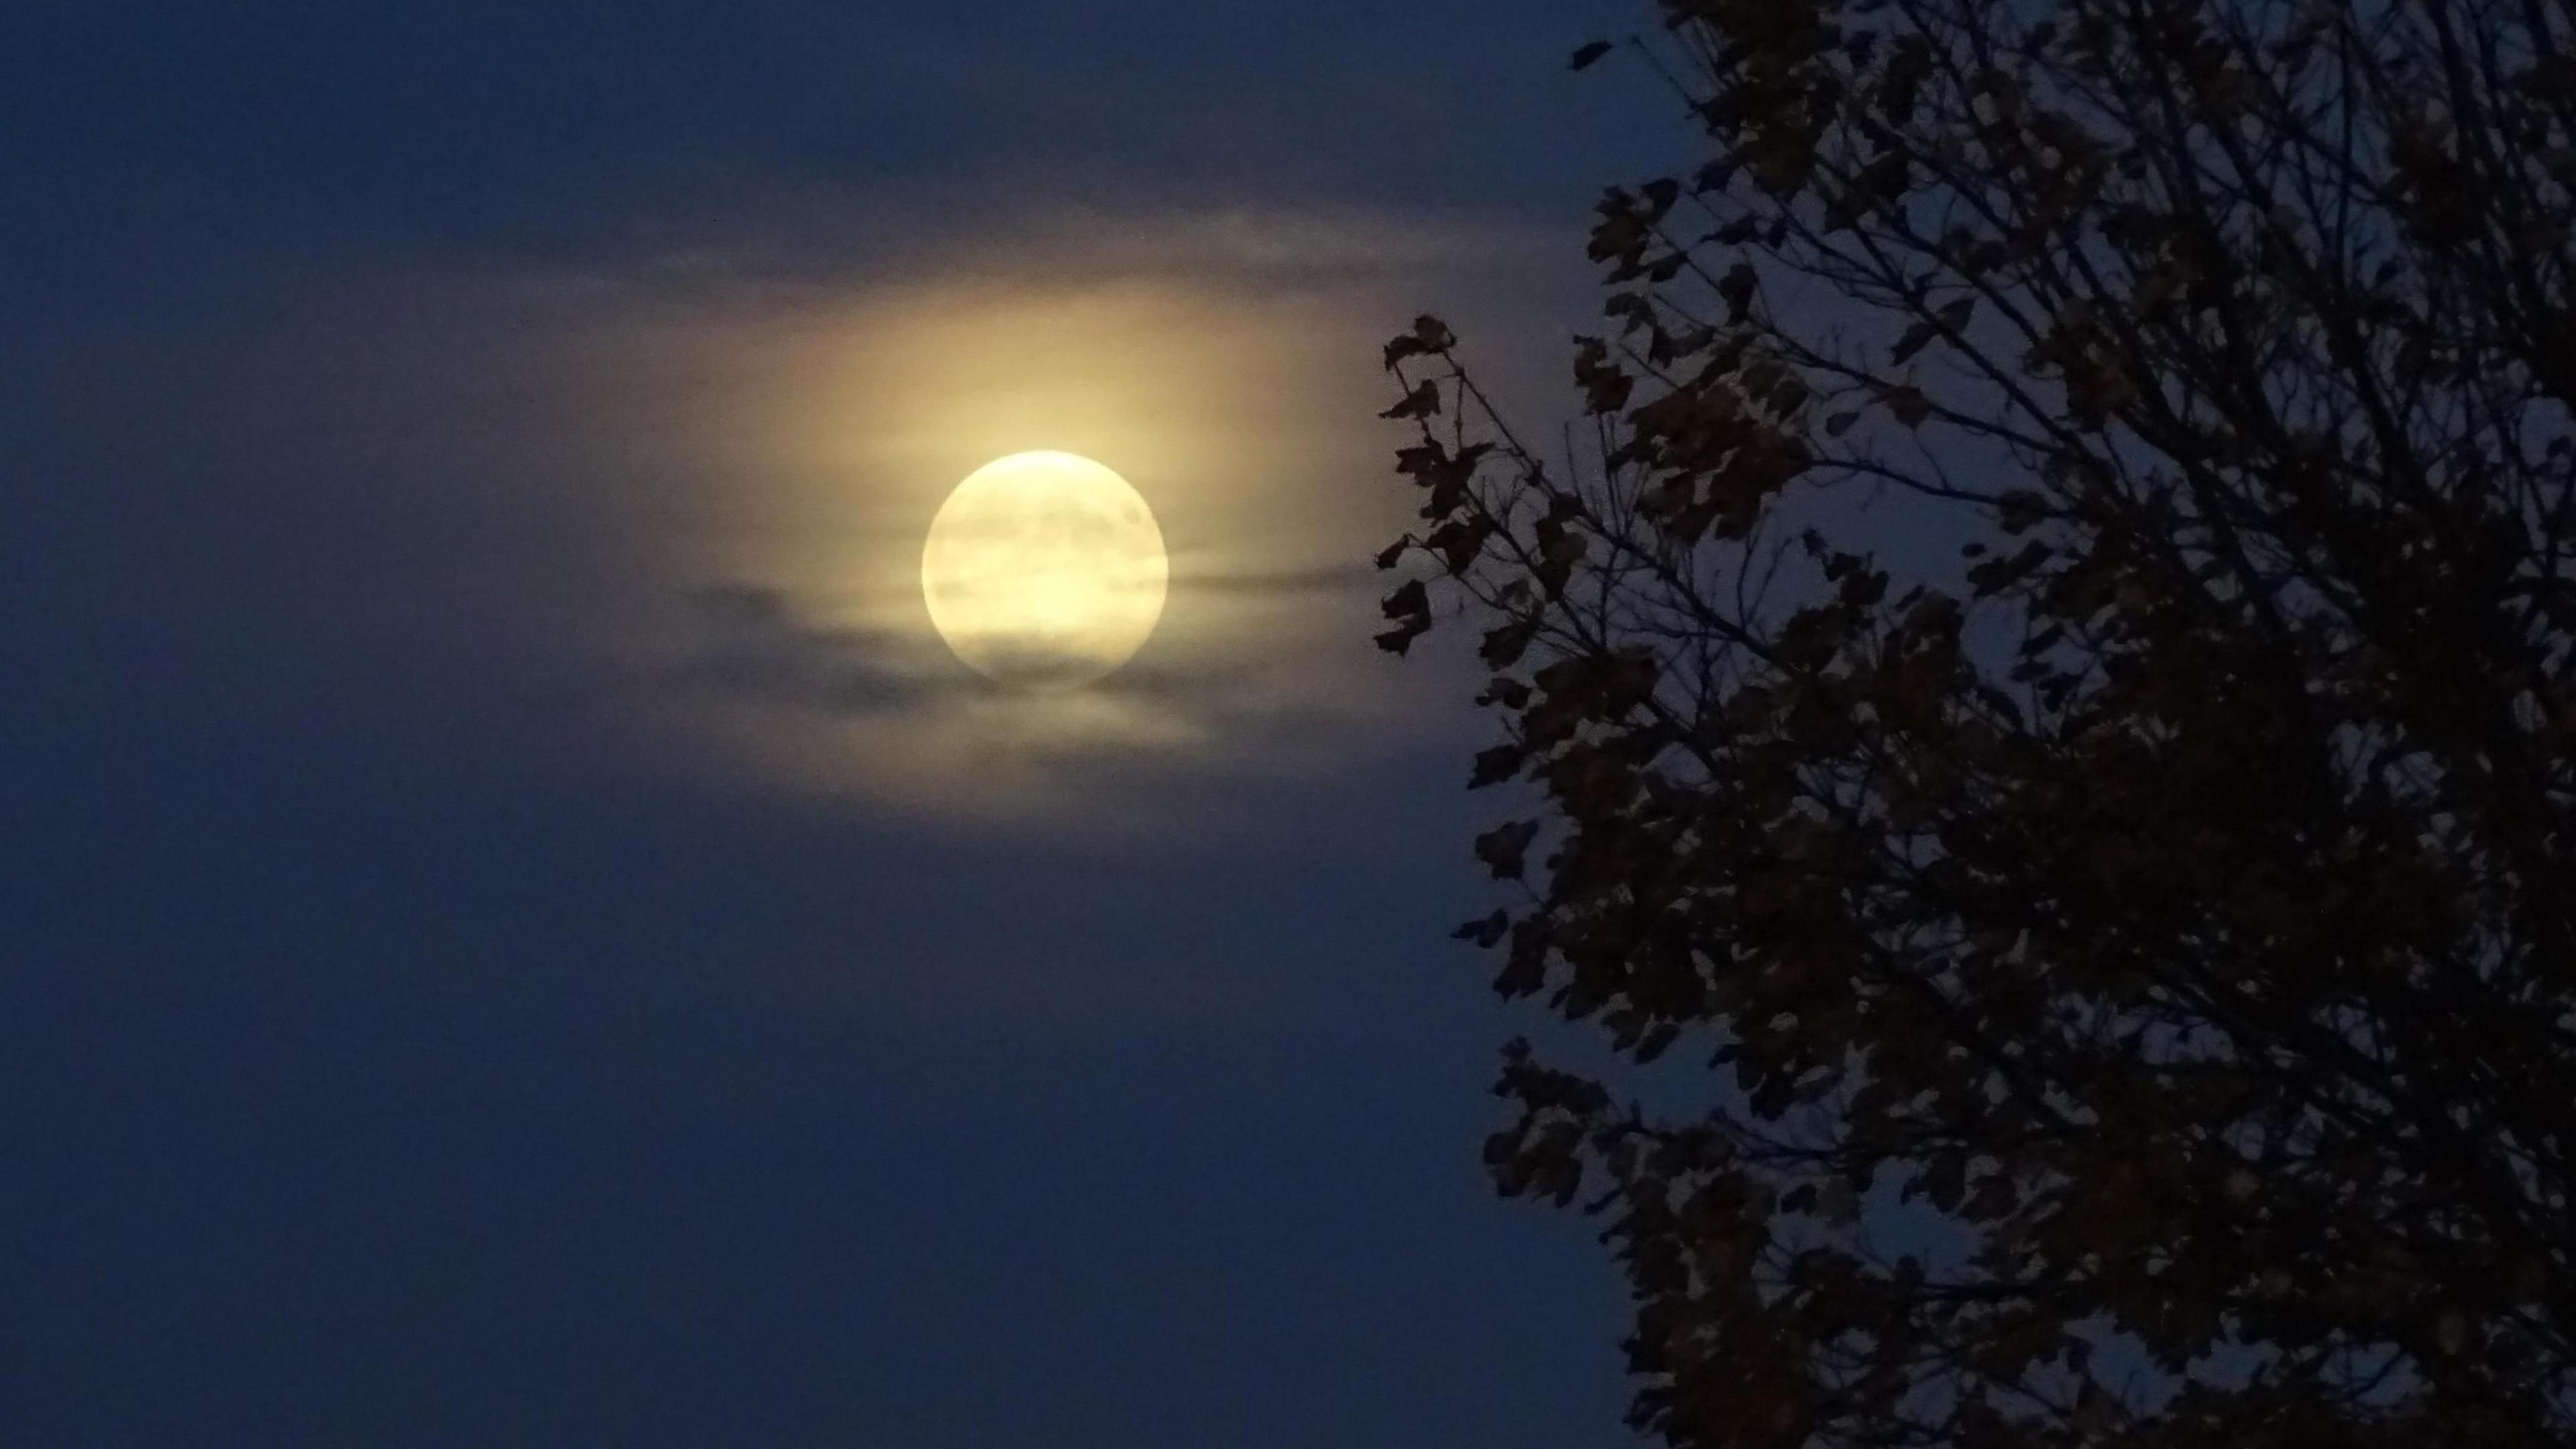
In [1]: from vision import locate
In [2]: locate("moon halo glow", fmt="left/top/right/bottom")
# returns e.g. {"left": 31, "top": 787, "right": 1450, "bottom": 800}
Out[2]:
{"left": 920, "top": 451, "right": 1169, "bottom": 690}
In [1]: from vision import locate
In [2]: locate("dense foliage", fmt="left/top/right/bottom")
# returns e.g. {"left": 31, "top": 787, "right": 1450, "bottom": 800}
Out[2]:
{"left": 1375, "top": 0, "right": 2576, "bottom": 1443}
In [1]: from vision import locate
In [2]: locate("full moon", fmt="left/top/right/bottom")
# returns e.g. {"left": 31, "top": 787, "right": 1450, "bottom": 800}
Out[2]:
{"left": 921, "top": 451, "right": 1169, "bottom": 689}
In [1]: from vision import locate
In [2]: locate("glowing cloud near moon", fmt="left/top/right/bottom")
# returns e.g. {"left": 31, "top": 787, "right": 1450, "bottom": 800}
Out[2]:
{"left": 921, "top": 451, "right": 1169, "bottom": 690}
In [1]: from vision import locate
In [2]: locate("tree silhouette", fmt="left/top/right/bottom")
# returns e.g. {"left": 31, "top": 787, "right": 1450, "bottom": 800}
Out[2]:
{"left": 1374, "top": 0, "right": 2576, "bottom": 1444}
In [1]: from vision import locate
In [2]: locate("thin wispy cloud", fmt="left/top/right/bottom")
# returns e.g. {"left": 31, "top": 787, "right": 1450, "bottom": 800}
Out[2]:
{"left": 600, "top": 178, "right": 1566, "bottom": 297}
{"left": 666, "top": 562, "right": 1429, "bottom": 827}
{"left": 676, "top": 574, "right": 1377, "bottom": 725}
{"left": 1165, "top": 560, "right": 1383, "bottom": 598}
{"left": 679, "top": 584, "right": 946, "bottom": 718}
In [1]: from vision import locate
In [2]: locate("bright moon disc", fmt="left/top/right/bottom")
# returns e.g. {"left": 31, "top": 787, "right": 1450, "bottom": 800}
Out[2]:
{"left": 921, "top": 451, "right": 1169, "bottom": 689}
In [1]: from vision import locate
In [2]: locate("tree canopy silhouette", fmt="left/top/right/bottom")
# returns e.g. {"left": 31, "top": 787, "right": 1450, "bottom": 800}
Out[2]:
{"left": 1375, "top": 0, "right": 2576, "bottom": 1444}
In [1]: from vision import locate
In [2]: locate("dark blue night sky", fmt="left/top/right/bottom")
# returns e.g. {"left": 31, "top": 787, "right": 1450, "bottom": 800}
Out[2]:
{"left": 2, "top": 3, "right": 1684, "bottom": 1443}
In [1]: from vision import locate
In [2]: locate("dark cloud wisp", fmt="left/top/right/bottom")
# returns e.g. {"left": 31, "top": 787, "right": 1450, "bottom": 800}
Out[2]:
{"left": 680, "top": 584, "right": 947, "bottom": 718}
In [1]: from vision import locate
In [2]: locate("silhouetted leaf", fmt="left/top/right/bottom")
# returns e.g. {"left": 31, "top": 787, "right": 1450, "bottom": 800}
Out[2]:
{"left": 1373, "top": 617, "right": 1430, "bottom": 655}
{"left": 1380, "top": 578, "right": 1429, "bottom": 621}
{"left": 1472, "top": 820, "right": 1540, "bottom": 879}
{"left": 1381, "top": 313, "right": 1458, "bottom": 369}
{"left": 1481, "top": 615, "right": 1540, "bottom": 669}
{"left": 1469, "top": 742, "right": 1525, "bottom": 788}
{"left": 1380, "top": 379, "right": 1442, "bottom": 421}
{"left": 1717, "top": 262, "right": 1758, "bottom": 322}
